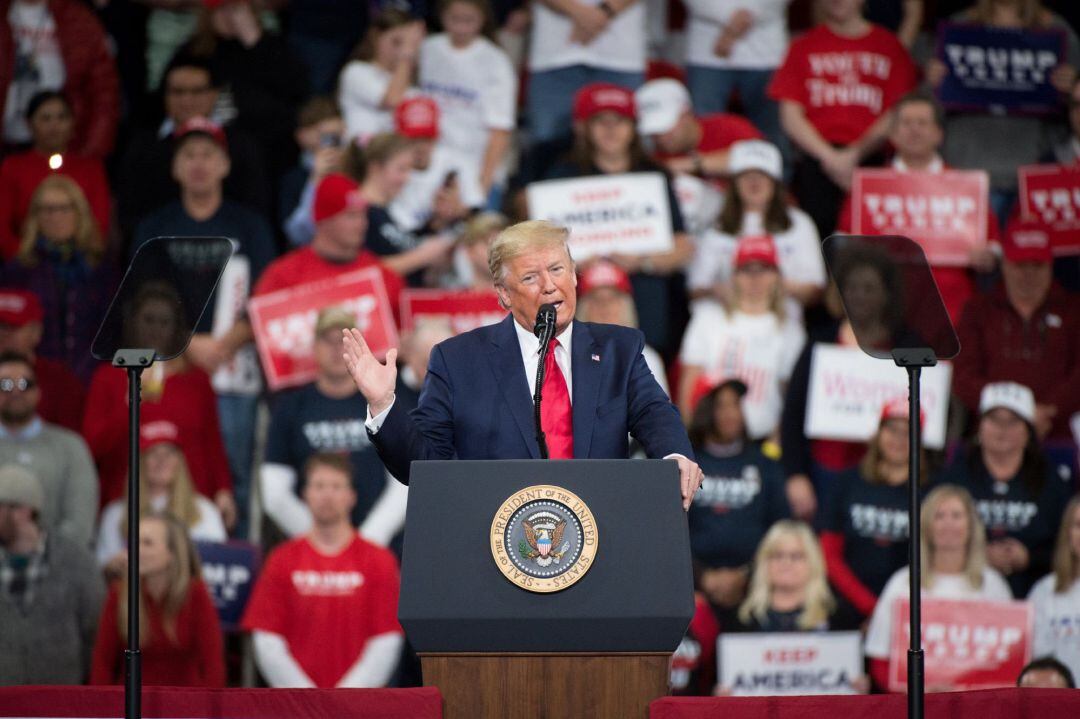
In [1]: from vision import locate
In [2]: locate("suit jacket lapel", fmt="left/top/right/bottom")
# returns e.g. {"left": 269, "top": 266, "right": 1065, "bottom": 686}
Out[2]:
{"left": 571, "top": 322, "right": 601, "bottom": 459}
{"left": 488, "top": 314, "right": 540, "bottom": 459}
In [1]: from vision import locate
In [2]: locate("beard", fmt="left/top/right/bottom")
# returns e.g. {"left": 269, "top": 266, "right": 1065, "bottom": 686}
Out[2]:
{"left": 0, "top": 402, "right": 34, "bottom": 426}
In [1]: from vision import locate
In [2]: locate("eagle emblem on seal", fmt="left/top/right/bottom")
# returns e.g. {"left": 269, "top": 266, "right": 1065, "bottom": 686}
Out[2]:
{"left": 520, "top": 511, "right": 569, "bottom": 567}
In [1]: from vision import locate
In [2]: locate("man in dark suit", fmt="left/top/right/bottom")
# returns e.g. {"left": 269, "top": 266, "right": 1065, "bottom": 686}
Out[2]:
{"left": 343, "top": 220, "right": 703, "bottom": 509}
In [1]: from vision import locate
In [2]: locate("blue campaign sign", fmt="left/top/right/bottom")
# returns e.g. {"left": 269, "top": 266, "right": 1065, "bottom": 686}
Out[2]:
{"left": 196, "top": 540, "right": 261, "bottom": 631}
{"left": 936, "top": 22, "right": 1065, "bottom": 115}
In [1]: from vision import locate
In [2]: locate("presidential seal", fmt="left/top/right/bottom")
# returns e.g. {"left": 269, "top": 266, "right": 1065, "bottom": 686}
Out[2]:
{"left": 490, "top": 485, "right": 598, "bottom": 593}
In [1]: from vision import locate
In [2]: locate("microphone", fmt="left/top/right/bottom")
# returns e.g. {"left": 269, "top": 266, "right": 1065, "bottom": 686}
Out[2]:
{"left": 533, "top": 303, "right": 557, "bottom": 341}
{"left": 532, "top": 303, "right": 558, "bottom": 459}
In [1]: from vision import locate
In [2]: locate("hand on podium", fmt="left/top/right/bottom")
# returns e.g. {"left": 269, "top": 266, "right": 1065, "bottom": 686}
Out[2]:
{"left": 342, "top": 328, "right": 398, "bottom": 415}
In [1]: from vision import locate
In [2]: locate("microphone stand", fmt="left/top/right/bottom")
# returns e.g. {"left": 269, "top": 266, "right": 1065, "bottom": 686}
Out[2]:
{"left": 533, "top": 311, "right": 556, "bottom": 460}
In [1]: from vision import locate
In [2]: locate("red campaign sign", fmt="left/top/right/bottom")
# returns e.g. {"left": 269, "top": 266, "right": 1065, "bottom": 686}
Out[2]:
{"left": 888, "top": 598, "right": 1032, "bottom": 692}
{"left": 1018, "top": 163, "right": 1080, "bottom": 256}
{"left": 399, "top": 289, "right": 505, "bottom": 334}
{"left": 851, "top": 169, "right": 989, "bottom": 267}
{"left": 248, "top": 268, "right": 398, "bottom": 391}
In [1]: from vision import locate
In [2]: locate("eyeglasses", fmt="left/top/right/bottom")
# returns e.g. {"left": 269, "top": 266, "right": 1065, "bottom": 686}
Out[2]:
{"left": 0, "top": 377, "right": 36, "bottom": 393}
{"left": 37, "top": 202, "right": 76, "bottom": 215}
{"left": 767, "top": 550, "right": 807, "bottom": 563}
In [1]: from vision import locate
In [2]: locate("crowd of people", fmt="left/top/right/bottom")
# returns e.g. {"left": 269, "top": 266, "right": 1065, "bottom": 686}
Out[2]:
{"left": 1, "top": 0, "right": 1079, "bottom": 696}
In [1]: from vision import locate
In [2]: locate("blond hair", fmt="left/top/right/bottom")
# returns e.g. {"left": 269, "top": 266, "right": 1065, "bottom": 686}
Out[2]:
{"left": 1052, "top": 495, "right": 1080, "bottom": 593}
{"left": 738, "top": 520, "right": 835, "bottom": 630}
{"left": 118, "top": 512, "right": 201, "bottom": 646}
{"left": 488, "top": 220, "right": 573, "bottom": 286}
{"left": 17, "top": 175, "right": 102, "bottom": 267}
{"left": 122, "top": 447, "right": 203, "bottom": 534}
{"left": 920, "top": 484, "right": 987, "bottom": 590}
{"left": 459, "top": 211, "right": 508, "bottom": 248}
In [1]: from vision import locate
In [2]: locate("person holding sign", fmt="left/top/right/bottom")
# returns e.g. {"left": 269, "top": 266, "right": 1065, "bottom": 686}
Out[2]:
{"left": 864, "top": 484, "right": 1012, "bottom": 691}
{"left": 543, "top": 83, "right": 695, "bottom": 358}
{"left": 1029, "top": 495, "right": 1080, "bottom": 683}
{"left": 820, "top": 399, "right": 924, "bottom": 619}
{"left": 937, "top": 382, "right": 1071, "bottom": 598}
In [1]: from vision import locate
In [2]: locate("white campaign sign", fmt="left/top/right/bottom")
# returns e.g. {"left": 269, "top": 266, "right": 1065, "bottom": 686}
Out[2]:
{"left": 805, "top": 344, "right": 952, "bottom": 449}
{"left": 526, "top": 173, "right": 674, "bottom": 261}
{"left": 719, "top": 631, "right": 863, "bottom": 696}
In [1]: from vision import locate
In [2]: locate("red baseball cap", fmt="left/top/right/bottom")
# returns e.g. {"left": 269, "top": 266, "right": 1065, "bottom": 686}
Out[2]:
{"left": 578, "top": 261, "right": 632, "bottom": 298}
{"left": 140, "top": 420, "right": 182, "bottom": 452}
{"left": 879, "top": 396, "right": 925, "bottom": 426}
{"left": 314, "top": 173, "right": 367, "bottom": 223}
{"left": 734, "top": 235, "right": 778, "bottom": 270}
{"left": 1002, "top": 217, "right": 1052, "bottom": 264}
{"left": 395, "top": 96, "right": 439, "bottom": 140}
{"left": 572, "top": 83, "right": 635, "bottom": 123}
{"left": 173, "top": 116, "right": 227, "bottom": 150}
{"left": 0, "top": 289, "right": 43, "bottom": 326}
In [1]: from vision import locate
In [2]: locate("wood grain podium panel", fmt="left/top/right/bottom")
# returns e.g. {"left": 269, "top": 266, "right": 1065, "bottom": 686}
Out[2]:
{"left": 420, "top": 653, "right": 671, "bottom": 719}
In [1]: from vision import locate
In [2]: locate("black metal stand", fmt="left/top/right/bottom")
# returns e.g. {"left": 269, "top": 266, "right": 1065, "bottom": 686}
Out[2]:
{"left": 892, "top": 348, "right": 936, "bottom": 719}
{"left": 533, "top": 328, "right": 555, "bottom": 460}
{"left": 113, "top": 349, "right": 156, "bottom": 719}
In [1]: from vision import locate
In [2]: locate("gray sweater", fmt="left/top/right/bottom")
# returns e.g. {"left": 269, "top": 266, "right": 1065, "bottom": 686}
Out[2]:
{"left": 0, "top": 533, "right": 105, "bottom": 685}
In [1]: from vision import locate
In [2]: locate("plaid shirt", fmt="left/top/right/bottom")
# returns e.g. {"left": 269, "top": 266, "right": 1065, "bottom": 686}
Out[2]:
{"left": 0, "top": 533, "right": 49, "bottom": 612}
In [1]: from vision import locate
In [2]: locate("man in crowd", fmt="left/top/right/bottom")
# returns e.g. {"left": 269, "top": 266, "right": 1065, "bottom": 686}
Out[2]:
{"left": 0, "top": 352, "right": 96, "bottom": 546}
{"left": 0, "top": 464, "right": 103, "bottom": 684}
{"left": 243, "top": 452, "right": 403, "bottom": 688}
{"left": 0, "top": 289, "right": 82, "bottom": 432}
{"left": 281, "top": 96, "right": 347, "bottom": 246}
{"left": 262, "top": 307, "right": 407, "bottom": 548}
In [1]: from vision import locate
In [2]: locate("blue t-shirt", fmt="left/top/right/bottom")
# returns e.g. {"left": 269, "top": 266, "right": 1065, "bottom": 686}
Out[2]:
{"left": 265, "top": 384, "right": 388, "bottom": 526}
{"left": 688, "top": 444, "right": 790, "bottom": 568}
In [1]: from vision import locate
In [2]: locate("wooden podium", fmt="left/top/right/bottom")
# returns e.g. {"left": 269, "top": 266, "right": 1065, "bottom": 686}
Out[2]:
{"left": 399, "top": 461, "right": 694, "bottom": 719}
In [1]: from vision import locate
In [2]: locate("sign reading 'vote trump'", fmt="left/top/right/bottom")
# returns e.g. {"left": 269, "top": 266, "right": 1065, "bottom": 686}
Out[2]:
{"left": 248, "top": 268, "right": 397, "bottom": 390}
{"left": 851, "top": 169, "right": 989, "bottom": 266}
{"left": 937, "top": 23, "right": 1066, "bottom": 114}
{"left": 1018, "top": 163, "right": 1080, "bottom": 256}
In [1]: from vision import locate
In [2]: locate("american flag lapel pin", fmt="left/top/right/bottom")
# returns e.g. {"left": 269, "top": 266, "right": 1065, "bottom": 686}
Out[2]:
{"left": 591, "top": 353, "right": 600, "bottom": 362}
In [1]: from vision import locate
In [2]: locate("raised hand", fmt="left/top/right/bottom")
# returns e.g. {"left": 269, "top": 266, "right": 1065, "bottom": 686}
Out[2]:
{"left": 342, "top": 328, "right": 399, "bottom": 415}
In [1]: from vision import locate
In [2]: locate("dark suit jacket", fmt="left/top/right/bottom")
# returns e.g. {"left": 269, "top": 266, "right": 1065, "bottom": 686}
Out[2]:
{"left": 371, "top": 315, "right": 693, "bottom": 483}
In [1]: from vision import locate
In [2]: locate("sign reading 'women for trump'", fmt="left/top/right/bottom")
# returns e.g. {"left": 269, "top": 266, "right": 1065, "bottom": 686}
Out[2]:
{"left": 526, "top": 173, "right": 674, "bottom": 261}
{"left": 851, "top": 169, "right": 989, "bottom": 266}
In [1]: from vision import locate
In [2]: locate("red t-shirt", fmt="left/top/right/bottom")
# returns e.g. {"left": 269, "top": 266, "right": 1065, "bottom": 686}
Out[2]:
{"left": 253, "top": 246, "right": 404, "bottom": 324}
{"left": 241, "top": 535, "right": 402, "bottom": 688}
{"left": 90, "top": 580, "right": 225, "bottom": 687}
{"left": 0, "top": 151, "right": 111, "bottom": 260}
{"left": 768, "top": 24, "right": 917, "bottom": 145}
{"left": 82, "top": 363, "right": 233, "bottom": 505}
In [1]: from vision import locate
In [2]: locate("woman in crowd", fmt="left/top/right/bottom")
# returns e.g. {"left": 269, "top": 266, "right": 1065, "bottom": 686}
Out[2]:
{"left": 2, "top": 176, "right": 117, "bottom": 384}
{"left": 688, "top": 140, "right": 825, "bottom": 308}
{"left": 419, "top": 0, "right": 517, "bottom": 203}
{"left": 938, "top": 382, "right": 1071, "bottom": 597}
{"left": 687, "top": 381, "right": 790, "bottom": 625}
{"left": 678, "top": 235, "right": 805, "bottom": 439}
{"left": 82, "top": 282, "right": 236, "bottom": 528}
{"left": 545, "top": 82, "right": 694, "bottom": 358}
{"left": 352, "top": 133, "right": 454, "bottom": 283}
{"left": 928, "top": 0, "right": 1080, "bottom": 222}
{"left": 865, "top": 484, "right": 1013, "bottom": 690}
{"left": 0, "top": 91, "right": 111, "bottom": 260}
{"left": 338, "top": 9, "right": 424, "bottom": 144}
{"left": 729, "top": 520, "right": 859, "bottom": 632}
{"left": 820, "top": 399, "right": 923, "bottom": 619}
{"left": 97, "top": 421, "right": 227, "bottom": 578}
{"left": 1029, "top": 495, "right": 1080, "bottom": 683}
{"left": 91, "top": 512, "right": 224, "bottom": 687}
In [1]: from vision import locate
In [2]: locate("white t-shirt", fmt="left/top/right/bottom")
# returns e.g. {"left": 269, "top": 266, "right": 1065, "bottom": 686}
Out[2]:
{"left": 865, "top": 566, "right": 1014, "bottom": 659}
{"left": 679, "top": 302, "right": 805, "bottom": 438}
{"left": 3, "top": 1, "right": 66, "bottom": 144}
{"left": 529, "top": 0, "right": 647, "bottom": 73}
{"left": 687, "top": 208, "right": 825, "bottom": 292}
{"left": 96, "top": 493, "right": 228, "bottom": 566}
{"left": 642, "top": 343, "right": 669, "bottom": 397}
{"left": 389, "top": 144, "right": 485, "bottom": 232}
{"left": 419, "top": 34, "right": 516, "bottom": 159}
{"left": 337, "top": 61, "right": 395, "bottom": 143}
{"left": 674, "top": 174, "right": 724, "bottom": 239}
{"left": 1029, "top": 574, "right": 1080, "bottom": 682}
{"left": 683, "top": 0, "right": 791, "bottom": 70}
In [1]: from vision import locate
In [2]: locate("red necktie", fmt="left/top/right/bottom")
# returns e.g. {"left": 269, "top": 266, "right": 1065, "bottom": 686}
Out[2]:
{"left": 541, "top": 338, "right": 574, "bottom": 459}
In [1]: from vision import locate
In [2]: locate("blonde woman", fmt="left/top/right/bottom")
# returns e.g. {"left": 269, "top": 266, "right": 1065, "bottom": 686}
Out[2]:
{"left": 90, "top": 512, "right": 224, "bottom": 686}
{"left": 864, "top": 484, "right": 1012, "bottom": 690}
{"left": 1029, "top": 495, "right": 1080, "bottom": 682}
{"left": 96, "top": 421, "right": 226, "bottom": 577}
{"left": 3, "top": 175, "right": 117, "bottom": 384}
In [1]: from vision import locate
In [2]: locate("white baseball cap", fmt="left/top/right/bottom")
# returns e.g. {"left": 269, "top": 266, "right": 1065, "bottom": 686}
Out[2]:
{"left": 979, "top": 382, "right": 1035, "bottom": 425}
{"left": 635, "top": 79, "right": 691, "bottom": 136}
{"left": 727, "top": 140, "right": 783, "bottom": 180}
